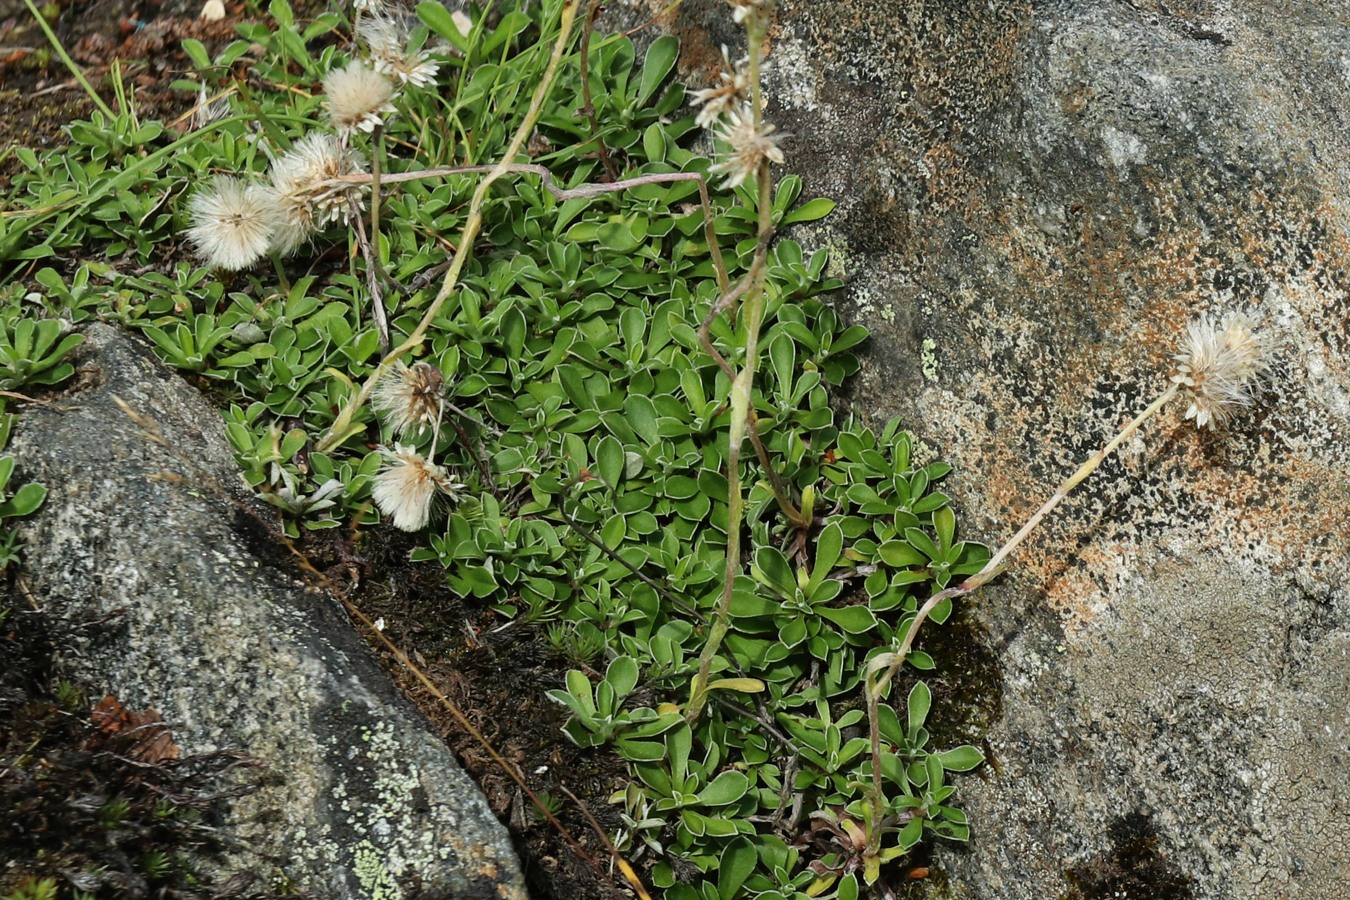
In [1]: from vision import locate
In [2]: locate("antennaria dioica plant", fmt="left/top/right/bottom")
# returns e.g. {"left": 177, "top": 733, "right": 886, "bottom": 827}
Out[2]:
{"left": 1, "top": 0, "right": 1275, "bottom": 894}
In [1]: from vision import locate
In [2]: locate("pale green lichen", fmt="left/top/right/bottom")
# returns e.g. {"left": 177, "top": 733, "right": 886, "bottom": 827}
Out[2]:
{"left": 822, "top": 233, "right": 852, "bottom": 281}
{"left": 354, "top": 839, "right": 401, "bottom": 899}
{"left": 922, "top": 337, "right": 939, "bottom": 381}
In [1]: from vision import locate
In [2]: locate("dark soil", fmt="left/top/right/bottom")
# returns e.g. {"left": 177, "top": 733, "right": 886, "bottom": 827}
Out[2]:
{"left": 0, "top": 0, "right": 243, "bottom": 181}
{"left": 306, "top": 525, "right": 634, "bottom": 900}
{"left": 0, "top": 588, "right": 291, "bottom": 898}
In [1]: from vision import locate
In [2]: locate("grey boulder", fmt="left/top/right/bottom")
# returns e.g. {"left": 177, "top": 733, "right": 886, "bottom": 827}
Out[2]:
{"left": 9, "top": 323, "right": 526, "bottom": 899}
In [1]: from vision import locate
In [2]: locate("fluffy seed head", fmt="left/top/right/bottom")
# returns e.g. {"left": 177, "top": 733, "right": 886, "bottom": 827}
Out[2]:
{"left": 372, "top": 361, "right": 445, "bottom": 437}
{"left": 1170, "top": 311, "right": 1270, "bottom": 428}
{"left": 323, "top": 61, "right": 397, "bottom": 134}
{"left": 372, "top": 444, "right": 463, "bottom": 531}
{"left": 186, "top": 176, "right": 280, "bottom": 270}
{"left": 268, "top": 134, "right": 368, "bottom": 256}
{"left": 361, "top": 15, "right": 441, "bottom": 87}
{"left": 711, "top": 104, "right": 785, "bottom": 189}
{"left": 690, "top": 45, "right": 750, "bottom": 129}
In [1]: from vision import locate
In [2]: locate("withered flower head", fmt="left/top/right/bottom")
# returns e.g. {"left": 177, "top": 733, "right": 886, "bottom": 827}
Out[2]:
{"left": 323, "top": 61, "right": 397, "bottom": 135}
{"left": 186, "top": 176, "right": 281, "bottom": 270}
{"left": 726, "top": 0, "right": 773, "bottom": 27}
{"left": 711, "top": 103, "right": 785, "bottom": 189}
{"left": 360, "top": 14, "right": 441, "bottom": 88}
{"left": 1170, "top": 310, "right": 1270, "bottom": 428}
{"left": 372, "top": 361, "right": 445, "bottom": 437}
{"left": 690, "top": 45, "right": 750, "bottom": 129}
{"left": 268, "top": 133, "right": 368, "bottom": 256}
{"left": 372, "top": 444, "right": 463, "bottom": 531}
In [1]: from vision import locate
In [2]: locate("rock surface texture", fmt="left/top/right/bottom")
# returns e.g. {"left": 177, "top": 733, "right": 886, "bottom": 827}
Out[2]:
{"left": 10, "top": 324, "right": 526, "bottom": 899}
{"left": 628, "top": 0, "right": 1350, "bottom": 896}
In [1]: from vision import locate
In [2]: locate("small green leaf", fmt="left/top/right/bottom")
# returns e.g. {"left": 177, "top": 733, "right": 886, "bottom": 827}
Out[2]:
{"left": 907, "top": 650, "right": 936, "bottom": 671}
{"left": 638, "top": 35, "right": 679, "bottom": 106}
{"left": 565, "top": 669, "right": 596, "bottom": 718}
{"left": 907, "top": 681, "right": 931, "bottom": 737}
{"left": 623, "top": 394, "right": 659, "bottom": 444}
{"left": 898, "top": 815, "right": 924, "bottom": 849}
{"left": 904, "top": 527, "right": 942, "bottom": 562}
{"left": 605, "top": 655, "right": 640, "bottom": 698}
{"left": 926, "top": 754, "right": 945, "bottom": 792}
{"left": 698, "top": 770, "right": 749, "bottom": 806}
{"left": 937, "top": 745, "right": 985, "bottom": 772}
{"left": 417, "top": 0, "right": 469, "bottom": 48}
{"left": 768, "top": 332, "right": 795, "bottom": 395}
{"left": 616, "top": 738, "right": 668, "bottom": 761}
{"left": 0, "top": 482, "right": 47, "bottom": 518}
{"left": 642, "top": 123, "right": 666, "bottom": 163}
{"left": 933, "top": 504, "right": 956, "bottom": 549}
{"left": 809, "top": 522, "right": 844, "bottom": 592}
{"left": 781, "top": 197, "right": 836, "bottom": 226}
{"left": 181, "top": 39, "right": 211, "bottom": 70}
{"left": 717, "top": 837, "right": 757, "bottom": 900}
{"left": 877, "top": 540, "right": 927, "bottom": 567}
{"left": 595, "top": 435, "right": 624, "bottom": 488}
{"left": 817, "top": 606, "right": 877, "bottom": 635}
{"left": 667, "top": 722, "right": 692, "bottom": 783}
{"left": 753, "top": 546, "right": 797, "bottom": 598}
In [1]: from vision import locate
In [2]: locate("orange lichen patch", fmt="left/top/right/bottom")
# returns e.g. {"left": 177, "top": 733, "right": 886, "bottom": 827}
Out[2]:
{"left": 1044, "top": 561, "right": 1109, "bottom": 629}
{"left": 1184, "top": 452, "right": 1350, "bottom": 566}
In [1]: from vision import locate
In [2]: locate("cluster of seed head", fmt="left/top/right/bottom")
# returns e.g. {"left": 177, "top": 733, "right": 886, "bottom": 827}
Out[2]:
{"left": 692, "top": 7, "right": 784, "bottom": 189}
{"left": 369, "top": 362, "right": 468, "bottom": 531}
{"left": 185, "top": 3, "right": 443, "bottom": 270}
{"left": 186, "top": 136, "right": 368, "bottom": 270}
{"left": 1171, "top": 311, "right": 1270, "bottom": 428}
{"left": 690, "top": 45, "right": 750, "bottom": 129}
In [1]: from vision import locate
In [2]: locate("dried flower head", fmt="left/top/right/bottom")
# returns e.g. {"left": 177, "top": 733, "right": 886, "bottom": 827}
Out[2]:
{"left": 186, "top": 176, "right": 281, "bottom": 270}
{"left": 690, "top": 45, "right": 750, "bottom": 129}
{"left": 268, "top": 134, "right": 368, "bottom": 256}
{"left": 323, "top": 61, "right": 397, "bottom": 135}
{"left": 726, "top": 0, "right": 773, "bottom": 26}
{"left": 372, "top": 444, "right": 463, "bottom": 531}
{"left": 360, "top": 15, "right": 441, "bottom": 88}
{"left": 372, "top": 361, "right": 445, "bottom": 437}
{"left": 1170, "top": 311, "right": 1270, "bottom": 428}
{"left": 711, "top": 104, "right": 785, "bottom": 189}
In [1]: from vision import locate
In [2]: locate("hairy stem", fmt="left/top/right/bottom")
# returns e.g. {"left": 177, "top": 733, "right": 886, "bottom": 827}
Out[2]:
{"left": 578, "top": 0, "right": 619, "bottom": 182}
{"left": 687, "top": 14, "right": 776, "bottom": 724}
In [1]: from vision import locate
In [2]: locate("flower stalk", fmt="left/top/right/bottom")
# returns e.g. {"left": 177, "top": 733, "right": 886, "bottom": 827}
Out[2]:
{"left": 686, "top": 8, "right": 780, "bottom": 724}
{"left": 860, "top": 310, "right": 1268, "bottom": 858}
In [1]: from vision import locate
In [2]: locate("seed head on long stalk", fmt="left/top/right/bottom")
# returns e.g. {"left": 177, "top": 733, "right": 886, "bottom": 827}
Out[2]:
{"left": 862, "top": 308, "right": 1272, "bottom": 855}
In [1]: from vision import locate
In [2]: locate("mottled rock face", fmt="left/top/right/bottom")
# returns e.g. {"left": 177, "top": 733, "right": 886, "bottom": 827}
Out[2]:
{"left": 9, "top": 324, "right": 525, "bottom": 900}
{"left": 633, "top": 0, "right": 1350, "bottom": 895}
